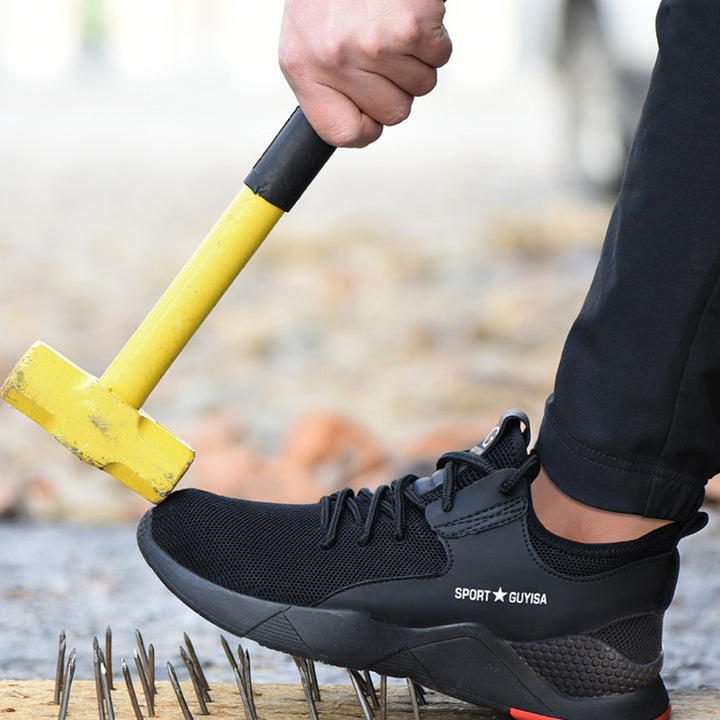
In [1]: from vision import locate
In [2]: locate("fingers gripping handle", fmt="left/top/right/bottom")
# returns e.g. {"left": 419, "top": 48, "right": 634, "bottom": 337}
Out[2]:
{"left": 245, "top": 107, "right": 336, "bottom": 212}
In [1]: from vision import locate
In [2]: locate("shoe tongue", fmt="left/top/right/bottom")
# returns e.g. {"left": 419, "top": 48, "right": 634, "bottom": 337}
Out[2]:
{"left": 412, "top": 410, "right": 531, "bottom": 497}
{"left": 469, "top": 409, "right": 531, "bottom": 469}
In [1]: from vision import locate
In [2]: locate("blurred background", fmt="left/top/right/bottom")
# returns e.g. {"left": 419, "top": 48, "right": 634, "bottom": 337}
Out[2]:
{"left": 2, "top": 0, "right": 720, "bottom": 694}
{"left": 0, "top": 0, "right": 661, "bottom": 519}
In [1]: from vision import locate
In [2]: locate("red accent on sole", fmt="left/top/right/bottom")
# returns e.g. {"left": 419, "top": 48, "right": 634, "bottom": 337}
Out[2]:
{"left": 510, "top": 710, "right": 563, "bottom": 720}
{"left": 509, "top": 703, "right": 672, "bottom": 720}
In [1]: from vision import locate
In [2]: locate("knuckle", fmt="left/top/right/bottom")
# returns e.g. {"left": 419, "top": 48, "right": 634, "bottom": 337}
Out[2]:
{"left": 334, "top": 114, "right": 384, "bottom": 148}
{"left": 329, "top": 127, "right": 362, "bottom": 148}
{"left": 420, "top": 28, "right": 452, "bottom": 68}
{"left": 434, "top": 33, "right": 453, "bottom": 66}
{"left": 390, "top": 16, "right": 426, "bottom": 52}
{"left": 354, "top": 26, "right": 386, "bottom": 65}
{"left": 278, "top": 46, "right": 302, "bottom": 78}
{"left": 414, "top": 69, "right": 438, "bottom": 96}
{"left": 320, "top": 114, "right": 365, "bottom": 147}
{"left": 314, "top": 34, "right": 351, "bottom": 69}
{"left": 328, "top": 124, "right": 373, "bottom": 148}
{"left": 383, "top": 99, "right": 413, "bottom": 126}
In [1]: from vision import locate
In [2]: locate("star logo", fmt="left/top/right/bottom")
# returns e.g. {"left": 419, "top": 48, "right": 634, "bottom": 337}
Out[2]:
{"left": 493, "top": 586, "right": 507, "bottom": 602}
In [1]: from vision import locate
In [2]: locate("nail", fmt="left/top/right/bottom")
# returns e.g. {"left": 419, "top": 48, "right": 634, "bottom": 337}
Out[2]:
{"left": 220, "top": 636, "right": 240, "bottom": 673}
{"left": 180, "top": 646, "right": 209, "bottom": 715}
{"left": 184, "top": 633, "right": 210, "bottom": 695}
{"left": 105, "top": 626, "right": 114, "bottom": 690}
{"left": 237, "top": 643, "right": 257, "bottom": 717}
{"left": 167, "top": 661, "right": 195, "bottom": 720}
{"left": 134, "top": 648, "right": 154, "bottom": 717}
{"left": 93, "top": 640, "right": 106, "bottom": 720}
{"left": 147, "top": 643, "right": 156, "bottom": 703}
{"left": 349, "top": 669, "right": 378, "bottom": 709}
{"left": 406, "top": 678, "right": 422, "bottom": 720}
{"left": 189, "top": 645, "right": 211, "bottom": 703}
{"left": 100, "top": 658, "right": 116, "bottom": 720}
{"left": 232, "top": 664, "right": 257, "bottom": 720}
{"left": 348, "top": 669, "right": 374, "bottom": 720}
{"left": 54, "top": 631, "right": 66, "bottom": 704}
{"left": 122, "top": 658, "right": 145, "bottom": 720}
{"left": 57, "top": 648, "right": 76, "bottom": 720}
{"left": 94, "top": 641, "right": 114, "bottom": 720}
{"left": 293, "top": 656, "right": 319, "bottom": 720}
{"left": 363, "top": 671, "right": 379, "bottom": 708}
{"left": 307, "top": 659, "right": 321, "bottom": 703}
{"left": 379, "top": 675, "right": 387, "bottom": 720}
{"left": 349, "top": 669, "right": 377, "bottom": 709}
{"left": 135, "top": 630, "right": 149, "bottom": 669}
{"left": 135, "top": 630, "right": 155, "bottom": 694}
{"left": 222, "top": 636, "right": 255, "bottom": 718}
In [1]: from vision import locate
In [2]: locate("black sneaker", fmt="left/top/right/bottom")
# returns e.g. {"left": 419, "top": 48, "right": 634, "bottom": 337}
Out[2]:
{"left": 137, "top": 410, "right": 705, "bottom": 720}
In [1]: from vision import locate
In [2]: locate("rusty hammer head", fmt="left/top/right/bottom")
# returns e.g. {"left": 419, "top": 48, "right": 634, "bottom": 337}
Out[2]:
{"left": 1, "top": 342, "right": 194, "bottom": 503}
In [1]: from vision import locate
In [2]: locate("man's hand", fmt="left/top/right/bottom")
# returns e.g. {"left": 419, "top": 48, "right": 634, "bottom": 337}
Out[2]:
{"left": 280, "top": 0, "right": 452, "bottom": 148}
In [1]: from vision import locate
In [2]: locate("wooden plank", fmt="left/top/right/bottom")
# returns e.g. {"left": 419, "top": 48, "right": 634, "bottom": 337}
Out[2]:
{"left": 670, "top": 689, "right": 720, "bottom": 718}
{"left": 1, "top": 680, "right": 717, "bottom": 720}
{"left": 0, "top": 680, "right": 501, "bottom": 719}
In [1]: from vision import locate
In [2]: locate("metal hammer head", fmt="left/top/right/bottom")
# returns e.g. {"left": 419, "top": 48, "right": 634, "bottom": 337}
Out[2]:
{"left": 1, "top": 342, "right": 194, "bottom": 503}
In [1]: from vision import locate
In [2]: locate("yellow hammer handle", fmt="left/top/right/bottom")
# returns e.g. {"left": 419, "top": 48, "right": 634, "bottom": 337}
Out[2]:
{"left": 100, "top": 108, "right": 335, "bottom": 408}
{"left": 100, "top": 188, "right": 283, "bottom": 407}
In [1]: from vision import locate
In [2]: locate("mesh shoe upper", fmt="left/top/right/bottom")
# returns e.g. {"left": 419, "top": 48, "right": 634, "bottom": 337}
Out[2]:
{"left": 148, "top": 489, "right": 450, "bottom": 606}
{"left": 146, "top": 413, "right": 533, "bottom": 607}
{"left": 145, "top": 410, "right": 694, "bottom": 609}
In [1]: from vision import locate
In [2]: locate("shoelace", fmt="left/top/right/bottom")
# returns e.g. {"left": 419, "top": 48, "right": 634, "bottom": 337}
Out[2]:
{"left": 319, "top": 448, "right": 541, "bottom": 549}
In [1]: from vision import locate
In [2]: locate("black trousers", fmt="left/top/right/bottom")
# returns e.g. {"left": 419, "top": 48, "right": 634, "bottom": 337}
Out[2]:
{"left": 535, "top": 0, "right": 720, "bottom": 522}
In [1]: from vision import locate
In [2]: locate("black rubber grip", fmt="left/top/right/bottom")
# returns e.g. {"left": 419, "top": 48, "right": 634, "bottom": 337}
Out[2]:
{"left": 245, "top": 107, "right": 336, "bottom": 212}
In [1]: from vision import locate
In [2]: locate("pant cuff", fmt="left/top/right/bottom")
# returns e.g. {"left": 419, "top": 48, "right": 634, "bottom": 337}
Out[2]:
{"left": 535, "top": 409, "right": 705, "bottom": 522}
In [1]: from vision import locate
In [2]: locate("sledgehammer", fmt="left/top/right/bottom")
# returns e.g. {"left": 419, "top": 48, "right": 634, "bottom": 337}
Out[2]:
{"left": 1, "top": 108, "right": 334, "bottom": 503}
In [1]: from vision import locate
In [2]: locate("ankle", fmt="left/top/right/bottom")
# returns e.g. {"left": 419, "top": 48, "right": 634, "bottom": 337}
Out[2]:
{"left": 530, "top": 467, "right": 673, "bottom": 544}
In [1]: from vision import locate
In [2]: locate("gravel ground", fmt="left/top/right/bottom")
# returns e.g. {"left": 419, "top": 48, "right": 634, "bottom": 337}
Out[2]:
{"left": 0, "top": 511, "right": 719, "bottom": 689}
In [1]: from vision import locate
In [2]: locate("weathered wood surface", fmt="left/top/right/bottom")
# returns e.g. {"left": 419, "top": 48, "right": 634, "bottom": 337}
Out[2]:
{"left": 1, "top": 680, "right": 718, "bottom": 720}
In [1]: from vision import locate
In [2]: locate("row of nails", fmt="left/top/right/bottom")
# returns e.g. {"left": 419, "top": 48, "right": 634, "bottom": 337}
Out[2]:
{"left": 348, "top": 670, "right": 427, "bottom": 720}
{"left": 53, "top": 628, "right": 427, "bottom": 720}
{"left": 54, "top": 628, "right": 210, "bottom": 720}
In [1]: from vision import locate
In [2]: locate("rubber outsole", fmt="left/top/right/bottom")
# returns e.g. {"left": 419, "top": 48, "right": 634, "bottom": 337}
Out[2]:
{"left": 137, "top": 512, "right": 671, "bottom": 720}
